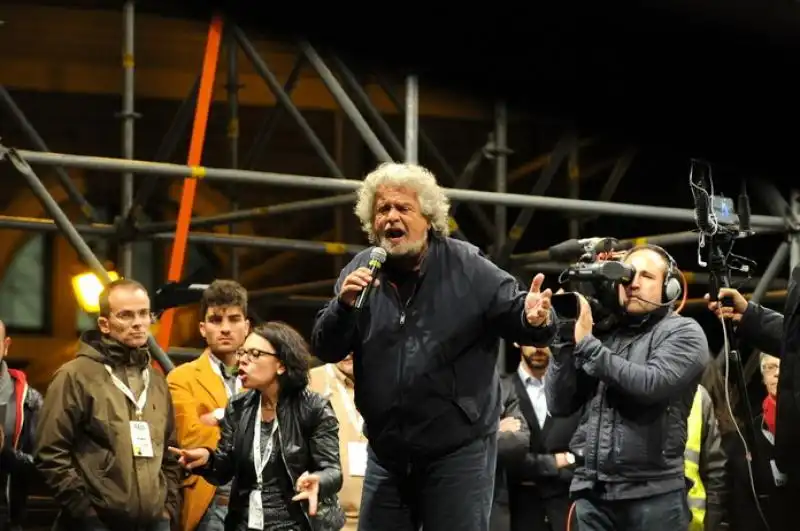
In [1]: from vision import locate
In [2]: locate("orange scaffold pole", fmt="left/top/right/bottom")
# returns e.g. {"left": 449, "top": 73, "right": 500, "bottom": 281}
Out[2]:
{"left": 155, "top": 15, "right": 224, "bottom": 352}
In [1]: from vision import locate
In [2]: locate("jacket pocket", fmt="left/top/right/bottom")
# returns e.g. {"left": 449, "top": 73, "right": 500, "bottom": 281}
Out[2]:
{"left": 453, "top": 397, "right": 480, "bottom": 424}
{"left": 88, "top": 447, "right": 115, "bottom": 476}
{"left": 609, "top": 411, "right": 666, "bottom": 471}
{"left": 661, "top": 405, "right": 684, "bottom": 460}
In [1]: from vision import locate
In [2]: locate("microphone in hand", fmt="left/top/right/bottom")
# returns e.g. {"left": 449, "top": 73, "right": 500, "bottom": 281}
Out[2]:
{"left": 338, "top": 247, "right": 387, "bottom": 309}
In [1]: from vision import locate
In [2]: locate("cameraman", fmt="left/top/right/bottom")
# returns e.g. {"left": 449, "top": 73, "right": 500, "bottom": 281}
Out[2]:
{"left": 545, "top": 245, "right": 710, "bottom": 531}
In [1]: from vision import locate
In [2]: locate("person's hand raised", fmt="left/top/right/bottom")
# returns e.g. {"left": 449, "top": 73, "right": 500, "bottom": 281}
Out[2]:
{"left": 704, "top": 288, "right": 748, "bottom": 322}
{"left": 525, "top": 273, "right": 553, "bottom": 327}
{"left": 292, "top": 472, "right": 320, "bottom": 516}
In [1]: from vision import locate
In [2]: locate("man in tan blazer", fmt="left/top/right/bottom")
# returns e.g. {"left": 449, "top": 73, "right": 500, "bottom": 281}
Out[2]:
{"left": 167, "top": 280, "right": 250, "bottom": 531}
{"left": 309, "top": 353, "right": 364, "bottom": 531}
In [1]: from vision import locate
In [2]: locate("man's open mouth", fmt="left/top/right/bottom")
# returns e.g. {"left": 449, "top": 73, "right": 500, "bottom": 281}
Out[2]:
{"left": 385, "top": 228, "right": 405, "bottom": 241}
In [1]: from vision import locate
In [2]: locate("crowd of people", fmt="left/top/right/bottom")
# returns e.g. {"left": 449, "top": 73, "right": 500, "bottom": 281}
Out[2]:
{"left": 0, "top": 161, "right": 795, "bottom": 531}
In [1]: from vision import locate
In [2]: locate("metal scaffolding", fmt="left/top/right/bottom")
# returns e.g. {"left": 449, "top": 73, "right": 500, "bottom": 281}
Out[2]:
{"left": 0, "top": 9, "right": 798, "bottom": 374}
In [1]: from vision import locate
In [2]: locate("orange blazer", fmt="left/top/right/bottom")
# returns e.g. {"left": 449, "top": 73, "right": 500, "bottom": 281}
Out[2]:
{"left": 167, "top": 353, "right": 230, "bottom": 531}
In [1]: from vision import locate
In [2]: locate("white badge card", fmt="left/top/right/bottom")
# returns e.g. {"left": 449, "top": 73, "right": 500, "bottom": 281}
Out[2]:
{"left": 348, "top": 441, "right": 368, "bottom": 477}
{"left": 130, "top": 421, "right": 154, "bottom": 458}
{"left": 770, "top": 459, "right": 788, "bottom": 487}
{"left": 248, "top": 489, "right": 264, "bottom": 529}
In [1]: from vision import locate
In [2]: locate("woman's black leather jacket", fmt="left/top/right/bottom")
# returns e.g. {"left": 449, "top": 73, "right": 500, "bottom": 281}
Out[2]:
{"left": 197, "top": 388, "right": 346, "bottom": 531}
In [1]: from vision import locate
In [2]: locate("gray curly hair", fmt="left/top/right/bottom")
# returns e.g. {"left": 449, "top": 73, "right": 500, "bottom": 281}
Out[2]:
{"left": 354, "top": 162, "right": 452, "bottom": 242}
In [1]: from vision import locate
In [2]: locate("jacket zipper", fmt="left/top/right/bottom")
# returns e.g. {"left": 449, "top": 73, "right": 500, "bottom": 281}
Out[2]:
{"left": 124, "top": 368, "right": 144, "bottom": 526}
{"left": 590, "top": 383, "right": 605, "bottom": 479}
{"left": 389, "top": 282, "right": 419, "bottom": 415}
{"left": 277, "top": 421, "right": 314, "bottom": 530}
{"left": 390, "top": 282, "right": 418, "bottom": 327}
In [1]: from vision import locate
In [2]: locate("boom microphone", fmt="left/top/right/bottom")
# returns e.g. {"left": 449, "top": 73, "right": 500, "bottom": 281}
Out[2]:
{"left": 548, "top": 237, "right": 619, "bottom": 262}
{"left": 354, "top": 247, "right": 388, "bottom": 310}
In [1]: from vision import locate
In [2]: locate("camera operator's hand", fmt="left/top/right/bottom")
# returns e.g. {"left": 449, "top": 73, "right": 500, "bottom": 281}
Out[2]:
{"left": 525, "top": 273, "right": 553, "bottom": 327}
{"left": 704, "top": 288, "right": 748, "bottom": 322}
{"left": 574, "top": 293, "right": 594, "bottom": 344}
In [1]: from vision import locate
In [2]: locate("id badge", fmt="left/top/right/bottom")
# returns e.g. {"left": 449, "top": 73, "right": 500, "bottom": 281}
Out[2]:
{"left": 348, "top": 441, "right": 368, "bottom": 477}
{"left": 770, "top": 459, "right": 788, "bottom": 486}
{"left": 248, "top": 489, "right": 263, "bottom": 529}
{"left": 129, "top": 421, "right": 154, "bottom": 458}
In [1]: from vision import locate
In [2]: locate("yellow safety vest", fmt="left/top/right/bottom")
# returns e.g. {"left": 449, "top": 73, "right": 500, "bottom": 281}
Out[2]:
{"left": 684, "top": 389, "right": 706, "bottom": 531}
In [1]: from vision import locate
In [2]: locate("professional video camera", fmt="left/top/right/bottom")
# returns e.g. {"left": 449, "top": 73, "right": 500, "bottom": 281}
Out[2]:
{"left": 545, "top": 237, "right": 634, "bottom": 331}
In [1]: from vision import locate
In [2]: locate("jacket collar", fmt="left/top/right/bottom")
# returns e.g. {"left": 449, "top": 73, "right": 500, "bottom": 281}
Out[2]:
{"left": 382, "top": 230, "right": 441, "bottom": 279}
{"left": 78, "top": 329, "right": 151, "bottom": 369}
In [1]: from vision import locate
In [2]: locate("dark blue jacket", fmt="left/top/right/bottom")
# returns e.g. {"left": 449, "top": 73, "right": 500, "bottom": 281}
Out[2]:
{"left": 311, "top": 234, "right": 556, "bottom": 457}
{"left": 546, "top": 311, "right": 709, "bottom": 494}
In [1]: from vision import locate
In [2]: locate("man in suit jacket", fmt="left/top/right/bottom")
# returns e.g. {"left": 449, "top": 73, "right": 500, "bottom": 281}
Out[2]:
{"left": 506, "top": 344, "right": 583, "bottom": 531}
{"left": 167, "top": 280, "right": 250, "bottom": 531}
{"left": 491, "top": 372, "right": 531, "bottom": 531}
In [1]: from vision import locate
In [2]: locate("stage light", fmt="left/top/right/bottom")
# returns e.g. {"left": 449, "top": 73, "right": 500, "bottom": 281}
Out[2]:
{"left": 72, "top": 271, "right": 120, "bottom": 314}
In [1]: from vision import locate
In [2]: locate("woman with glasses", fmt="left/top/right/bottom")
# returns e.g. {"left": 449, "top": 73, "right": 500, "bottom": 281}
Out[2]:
{"left": 170, "top": 321, "right": 346, "bottom": 531}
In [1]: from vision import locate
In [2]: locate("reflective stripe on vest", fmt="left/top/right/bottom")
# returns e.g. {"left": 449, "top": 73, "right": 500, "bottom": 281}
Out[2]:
{"left": 684, "top": 389, "right": 706, "bottom": 531}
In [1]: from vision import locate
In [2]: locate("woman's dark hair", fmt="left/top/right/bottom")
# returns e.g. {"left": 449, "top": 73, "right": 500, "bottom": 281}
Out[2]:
{"left": 700, "top": 352, "right": 740, "bottom": 435}
{"left": 251, "top": 321, "right": 310, "bottom": 398}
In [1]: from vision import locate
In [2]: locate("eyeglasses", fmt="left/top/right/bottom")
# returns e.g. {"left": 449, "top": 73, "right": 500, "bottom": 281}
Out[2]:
{"left": 110, "top": 309, "right": 156, "bottom": 323}
{"left": 763, "top": 363, "right": 780, "bottom": 375}
{"left": 236, "top": 348, "right": 278, "bottom": 362}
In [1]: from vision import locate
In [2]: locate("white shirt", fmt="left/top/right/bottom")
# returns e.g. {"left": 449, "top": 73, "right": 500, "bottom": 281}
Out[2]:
{"left": 517, "top": 364, "right": 548, "bottom": 430}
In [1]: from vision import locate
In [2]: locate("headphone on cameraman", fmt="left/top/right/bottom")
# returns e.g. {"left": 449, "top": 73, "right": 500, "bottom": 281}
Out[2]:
{"left": 622, "top": 244, "right": 683, "bottom": 304}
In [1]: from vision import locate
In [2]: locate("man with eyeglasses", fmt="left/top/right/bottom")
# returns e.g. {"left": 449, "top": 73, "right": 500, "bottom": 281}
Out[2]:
{"left": 167, "top": 280, "right": 250, "bottom": 531}
{"left": 34, "top": 278, "right": 182, "bottom": 531}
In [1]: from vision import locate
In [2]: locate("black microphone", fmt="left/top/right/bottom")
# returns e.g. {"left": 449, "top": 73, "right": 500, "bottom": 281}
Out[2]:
{"left": 548, "top": 239, "right": 585, "bottom": 262}
{"left": 690, "top": 159, "right": 713, "bottom": 233}
{"left": 354, "top": 247, "right": 388, "bottom": 310}
{"left": 738, "top": 180, "right": 752, "bottom": 234}
{"left": 548, "top": 237, "right": 619, "bottom": 262}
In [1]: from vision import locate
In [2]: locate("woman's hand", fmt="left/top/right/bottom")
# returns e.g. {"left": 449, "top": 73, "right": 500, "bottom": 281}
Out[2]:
{"left": 292, "top": 471, "right": 320, "bottom": 516}
{"left": 167, "top": 446, "right": 210, "bottom": 470}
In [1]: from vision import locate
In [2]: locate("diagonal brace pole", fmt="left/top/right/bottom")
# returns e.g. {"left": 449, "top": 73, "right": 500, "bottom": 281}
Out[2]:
{"left": 299, "top": 41, "right": 393, "bottom": 163}
{"left": 242, "top": 53, "right": 306, "bottom": 170}
{"left": 494, "top": 134, "right": 575, "bottom": 266}
{"left": 127, "top": 75, "right": 201, "bottom": 222}
{"left": 1, "top": 148, "right": 173, "bottom": 372}
{"left": 235, "top": 28, "right": 345, "bottom": 179}
{"left": 373, "top": 74, "right": 495, "bottom": 238}
{"left": 580, "top": 147, "right": 637, "bottom": 225}
{"left": 329, "top": 55, "right": 405, "bottom": 160}
{"left": 0, "top": 86, "right": 102, "bottom": 224}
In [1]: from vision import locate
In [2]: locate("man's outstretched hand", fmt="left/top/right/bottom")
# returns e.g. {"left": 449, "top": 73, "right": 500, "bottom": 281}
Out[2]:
{"left": 168, "top": 446, "right": 210, "bottom": 470}
{"left": 525, "top": 273, "right": 553, "bottom": 327}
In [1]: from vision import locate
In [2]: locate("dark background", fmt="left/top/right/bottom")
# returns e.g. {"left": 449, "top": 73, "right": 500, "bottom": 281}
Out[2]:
{"left": 139, "top": 0, "right": 799, "bottom": 364}
{"left": 157, "top": 0, "right": 800, "bottom": 181}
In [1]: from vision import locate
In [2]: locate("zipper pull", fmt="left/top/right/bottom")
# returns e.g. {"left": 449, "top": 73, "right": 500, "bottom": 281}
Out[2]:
{"left": 399, "top": 312, "right": 406, "bottom": 326}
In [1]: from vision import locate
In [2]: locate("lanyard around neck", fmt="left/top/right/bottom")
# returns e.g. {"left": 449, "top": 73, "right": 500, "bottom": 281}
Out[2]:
{"left": 105, "top": 365, "right": 150, "bottom": 417}
{"left": 253, "top": 400, "right": 280, "bottom": 488}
